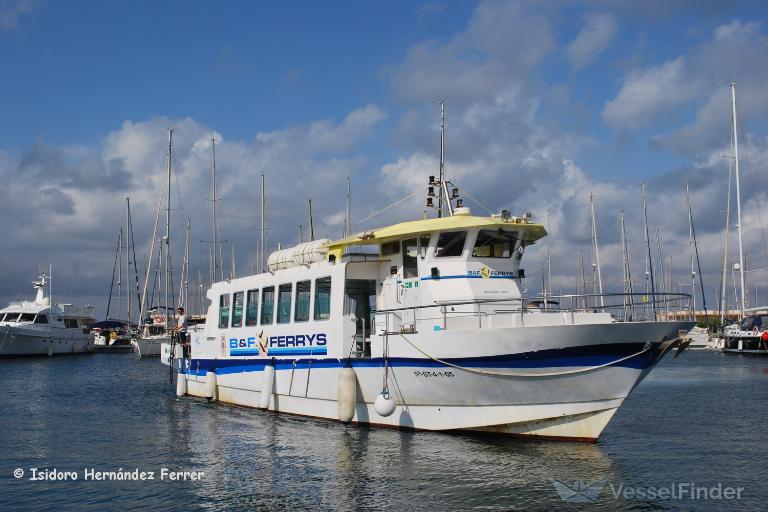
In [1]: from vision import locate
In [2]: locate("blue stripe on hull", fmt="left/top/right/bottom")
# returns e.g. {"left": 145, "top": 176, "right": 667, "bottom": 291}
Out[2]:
{"left": 182, "top": 343, "right": 658, "bottom": 375}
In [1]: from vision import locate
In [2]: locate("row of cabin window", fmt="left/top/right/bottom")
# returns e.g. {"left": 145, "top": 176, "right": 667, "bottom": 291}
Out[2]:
{"left": 0, "top": 312, "right": 75, "bottom": 326}
{"left": 219, "top": 276, "right": 332, "bottom": 329}
{"left": 380, "top": 230, "right": 519, "bottom": 260}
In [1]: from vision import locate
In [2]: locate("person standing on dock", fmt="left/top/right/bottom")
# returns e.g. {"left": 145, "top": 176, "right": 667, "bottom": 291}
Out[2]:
{"left": 174, "top": 307, "right": 189, "bottom": 358}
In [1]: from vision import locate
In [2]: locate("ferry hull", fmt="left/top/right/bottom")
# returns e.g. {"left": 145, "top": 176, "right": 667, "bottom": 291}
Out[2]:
{"left": 178, "top": 321, "right": 691, "bottom": 442}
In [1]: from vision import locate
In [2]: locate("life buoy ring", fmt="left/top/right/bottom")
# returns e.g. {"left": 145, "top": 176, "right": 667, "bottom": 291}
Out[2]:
{"left": 153, "top": 315, "right": 165, "bottom": 325}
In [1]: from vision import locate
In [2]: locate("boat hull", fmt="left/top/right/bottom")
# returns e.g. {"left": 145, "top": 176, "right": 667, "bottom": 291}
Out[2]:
{"left": 177, "top": 320, "right": 692, "bottom": 442}
{"left": 134, "top": 336, "right": 167, "bottom": 357}
{"left": 0, "top": 328, "right": 93, "bottom": 357}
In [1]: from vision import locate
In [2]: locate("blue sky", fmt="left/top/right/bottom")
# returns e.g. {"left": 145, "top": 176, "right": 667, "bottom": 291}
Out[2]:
{"left": 1, "top": 0, "right": 768, "bottom": 313}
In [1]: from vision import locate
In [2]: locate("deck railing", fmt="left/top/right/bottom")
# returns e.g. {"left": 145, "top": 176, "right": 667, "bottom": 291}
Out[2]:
{"left": 371, "top": 292, "right": 692, "bottom": 334}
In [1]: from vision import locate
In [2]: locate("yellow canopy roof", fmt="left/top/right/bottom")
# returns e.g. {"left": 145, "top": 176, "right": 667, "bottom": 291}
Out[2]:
{"left": 328, "top": 214, "right": 547, "bottom": 258}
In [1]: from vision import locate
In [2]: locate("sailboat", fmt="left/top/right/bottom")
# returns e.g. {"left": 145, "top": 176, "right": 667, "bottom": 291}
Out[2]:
{"left": 720, "top": 83, "right": 768, "bottom": 355}
{"left": 134, "top": 129, "right": 176, "bottom": 357}
{"left": 94, "top": 198, "right": 140, "bottom": 353}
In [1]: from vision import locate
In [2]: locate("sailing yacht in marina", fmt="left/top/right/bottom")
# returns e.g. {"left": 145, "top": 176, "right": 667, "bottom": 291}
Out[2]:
{"left": 0, "top": 272, "right": 95, "bottom": 357}
{"left": 134, "top": 129, "right": 176, "bottom": 358}
{"left": 717, "top": 83, "right": 768, "bottom": 355}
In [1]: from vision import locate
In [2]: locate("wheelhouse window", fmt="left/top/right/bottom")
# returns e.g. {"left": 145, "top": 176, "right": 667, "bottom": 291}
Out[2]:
{"left": 219, "top": 294, "right": 230, "bottom": 328}
{"left": 294, "top": 281, "right": 311, "bottom": 322}
{"left": 63, "top": 318, "right": 79, "bottom": 328}
{"left": 472, "top": 229, "right": 517, "bottom": 258}
{"left": 402, "top": 238, "right": 418, "bottom": 278}
{"left": 245, "top": 289, "right": 259, "bottom": 326}
{"left": 277, "top": 283, "right": 292, "bottom": 324}
{"left": 34, "top": 314, "right": 48, "bottom": 324}
{"left": 419, "top": 234, "right": 430, "bottom": 258}
{"left": 435, "top": 231, "right": 467, "bottom": 258}
{"left": 381, "top": 241, "right": 400, "bottom": 256}
{"left": 314, "top": 277, "right": 332, "bottom": 320}
{"left": 19, "top": 313, "right": 36, "bottom": 322}
{"left": 231, "top": 291, "right": 244, "bottom": 328}
{"left": 2, "top": 313, "right": 19, "bottom": 322}
{"left": 261, "top": 287, "right": 275, "bottom": 325}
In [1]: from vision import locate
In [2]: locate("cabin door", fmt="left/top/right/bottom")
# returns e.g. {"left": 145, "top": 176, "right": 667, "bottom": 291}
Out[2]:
{"left": 400, "top": 238, "right": 420, "bottom": 330}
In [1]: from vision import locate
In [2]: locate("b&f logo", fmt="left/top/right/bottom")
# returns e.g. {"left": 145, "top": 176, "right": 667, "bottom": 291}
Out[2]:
{"left": 551, "top": 479, "right": 607, "bottom": 503}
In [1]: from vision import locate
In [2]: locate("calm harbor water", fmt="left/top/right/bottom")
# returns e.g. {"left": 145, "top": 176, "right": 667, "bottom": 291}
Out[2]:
{"left": 1, "top": 349, "right": 766, "bottom": 511}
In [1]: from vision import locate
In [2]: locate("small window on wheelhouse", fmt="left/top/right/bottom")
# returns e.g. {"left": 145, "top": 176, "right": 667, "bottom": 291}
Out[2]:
{"left": 435, "top": 231, "right": 467, "bottom": 258}
{"left": 34, "top": 314, "right": 48, "bottom": 324}
{"left": 381, "top": 241, "right": 400, "bottom": 256}
{"left": 419, "top": 234, "right": 430, "bottom": 258}
{"left": 277, "top": 284, "right": 293, "bottom": 324}
{"left": 245, "top": 289, "right": 259, "bottom": 326}
{"left": 472, "top": 229, "right": 516, "bottom": 258}
{"left": 402, "top": 238, "right": 418, "bottom": 278}
{"left": 261, "top": 287, "right": 275, "bottom": 325}
{"left": 63, "top": 318, "right": 79, "bottom": 328}
{"left": 314, "top": 277, "right": 332, "bottom": 320}
{"left": 295, "top": 281, "right": 311, "bottom": 322}
{"left": 219, "top": 294, "right": 230, "bottom": 328}
{"left": 231, "top": 291, "right": 244, "bottom": 327}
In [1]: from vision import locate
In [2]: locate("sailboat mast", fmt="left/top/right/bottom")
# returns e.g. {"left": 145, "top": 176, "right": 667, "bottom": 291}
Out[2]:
{"left": 211, "top": 138, "right": 218, "bottom": 284}
{"left": 642, "top": 183, "right": 657, "bottom": 319}
{"left": 686, "top": 183, "right": 696, "bottom": 317}
{"left": 720, "top": 164, "right": 733, "bottom": 324}
{"left": 117, "top": 227, "right": 123, "bottom": 318}
{"left": 164, "top": 129, "right": 173, "bottom": 330}
{"left": 260, "top": 174, "right": 266, "bottom": 274}
{"left": 438, "top": 99, "right": 445, "bottom": 218}
{"left": 731, "top": 83, "right": 746, "bottom": 318}
{"left": 126, "top": 198, "right": 132, "bottom": 327}
{"left": 589, "top": 194, "right": 604, "bottom": 308}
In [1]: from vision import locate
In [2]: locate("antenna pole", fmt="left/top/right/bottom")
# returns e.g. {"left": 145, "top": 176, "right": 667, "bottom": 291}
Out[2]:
{"left": 344, "top": 176, "right": 351, "bottom": 237}
{"left": 308, "top": 199, "right": 315, "bottom": 242}
{"left": 126, "top": 198, "right": 132, "bottom": 326}
{"left": 731, "top": 83, "right": 746, "bottom": 318}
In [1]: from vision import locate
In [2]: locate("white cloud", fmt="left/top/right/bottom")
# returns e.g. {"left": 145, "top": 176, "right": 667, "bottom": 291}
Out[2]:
{"left": 602, "top": 57, "right": 696, "bottom": 129}
{"left": 567, "top": 13, "right": 618, "bottom": 70}
{"left": 0, "top": 0, "right": 39, "bottom": 31}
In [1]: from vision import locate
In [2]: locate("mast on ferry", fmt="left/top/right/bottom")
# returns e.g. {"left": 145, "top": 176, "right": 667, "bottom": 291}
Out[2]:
{"left": 438, "top": 100, "right": 445, "bottom": 218}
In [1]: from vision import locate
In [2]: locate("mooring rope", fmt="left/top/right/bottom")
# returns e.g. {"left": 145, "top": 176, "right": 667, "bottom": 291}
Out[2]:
{"left": 397, "top": 333, "right": 653, "bottom": 378}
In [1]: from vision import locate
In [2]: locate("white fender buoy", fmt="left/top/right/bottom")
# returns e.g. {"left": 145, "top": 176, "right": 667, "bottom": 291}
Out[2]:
{"left": 259, "top": 364, "right": 275, "bottom": 409}
{"left": 738, "top": 339, "right": 744, "bottom": 351}
{"left": 205, "top": 370, "right": 217, "bottom": 400}
{"left": 374, "top": 391, "right": 396, "bottom": 417}
{"left": 48, "top": 344, "right": 53, "bottom": 357}
{"left": 337, "top": 366, "right": 357, "bottom": 422}
{"left": 176, "top": 372, "right": 187, "bottom": 397}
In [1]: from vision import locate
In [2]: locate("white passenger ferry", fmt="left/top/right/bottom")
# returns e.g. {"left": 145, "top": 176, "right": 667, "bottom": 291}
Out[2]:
{"left": 175, "top": 200, "right": 694, "bottom": 442}
{"left": 0, "top": 273, "right": 95, "bottom": 357}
